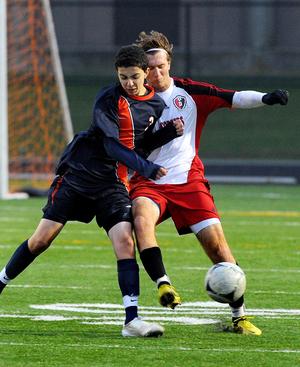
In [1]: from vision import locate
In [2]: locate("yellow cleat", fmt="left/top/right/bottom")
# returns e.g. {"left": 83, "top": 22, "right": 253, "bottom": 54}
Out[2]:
{"left": 232, "top": 316, "right": 262, "bottom": 336}
{"left": 158, "top": 284, "right": 181, "bottom": 309}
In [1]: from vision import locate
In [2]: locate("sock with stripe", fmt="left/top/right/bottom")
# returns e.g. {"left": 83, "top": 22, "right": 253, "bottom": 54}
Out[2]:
{"left": 117, "top": 259, "right": 139, "bottom": 324}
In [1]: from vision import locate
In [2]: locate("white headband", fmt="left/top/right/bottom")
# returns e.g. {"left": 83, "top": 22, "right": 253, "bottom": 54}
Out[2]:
{"left": 146, "top": 48, "right": 168, "bottom": 54}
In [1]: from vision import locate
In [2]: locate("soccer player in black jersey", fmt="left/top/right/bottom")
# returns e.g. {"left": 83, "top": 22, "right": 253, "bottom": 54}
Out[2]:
{"left": 0, "top": 45, "right": 183, "bottom": 337}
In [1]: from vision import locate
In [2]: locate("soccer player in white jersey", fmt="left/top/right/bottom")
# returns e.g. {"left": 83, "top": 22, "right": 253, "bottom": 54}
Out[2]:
{"left": 130, "top": 30, "right": 289, "bottom": 336}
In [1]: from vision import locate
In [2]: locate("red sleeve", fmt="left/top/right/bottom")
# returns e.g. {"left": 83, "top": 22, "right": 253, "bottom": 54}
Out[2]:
{"left": 173, "top": 77, "right": 236, "bottom": 115}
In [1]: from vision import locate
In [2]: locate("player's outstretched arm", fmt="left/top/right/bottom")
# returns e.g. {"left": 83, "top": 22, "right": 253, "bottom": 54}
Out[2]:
{"left": 232, "top": 89, "right": 289, "bottom": 109}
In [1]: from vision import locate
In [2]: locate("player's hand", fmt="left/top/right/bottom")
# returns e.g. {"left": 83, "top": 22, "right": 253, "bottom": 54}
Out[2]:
{"left": 262, "top": 89, "right": 289, "bottom": 105}
{"left": 155, "top": 167, "right": 168, "bottom": 180}
{"left": 173, "top": 118, "right": 184, "bottom": 136}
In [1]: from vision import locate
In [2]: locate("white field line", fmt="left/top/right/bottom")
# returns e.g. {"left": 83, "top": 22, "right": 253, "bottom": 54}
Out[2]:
{"left": 180, "top": 266, "right": 300, "bottom": 273}
{"left": 0, "top": 259, "right": 298, "bottom": 275}
{"left": 253, "top": 290, "right": 300, "bottom": 295}
{"left": 235, "top": 192, "right": 288, "bottom": 199}
{"left": 0, "top": 302, "right": 299, "bottom": 327}
{"left": 9, "top": 284, "right": 87, "bottom": 289}
{"left": 0, "top": 217, "right": 29, "bottom": 222}
{"left": 0, "top": 244, "right": 110, "bottom": 251}
{"left": 0, "top": 341, "right": 299, "bottom": 354}
{"left": 29, "top": 302, "right": 300, "bottom": 317}
{"left": 0, "top": 206, "right": 34, "bottom": 212}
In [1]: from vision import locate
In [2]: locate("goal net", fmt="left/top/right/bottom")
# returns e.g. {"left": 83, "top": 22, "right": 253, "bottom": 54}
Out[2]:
{"left": 0, "top": 0, "right": 73, "bottom": 199}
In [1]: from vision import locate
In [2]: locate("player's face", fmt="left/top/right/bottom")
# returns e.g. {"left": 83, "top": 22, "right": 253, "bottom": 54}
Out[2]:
{"left": 146, "top": 51, "right": 172, "bottom": 92}
{"left": 117, "top": 66, "right": 149, "bottom": 96}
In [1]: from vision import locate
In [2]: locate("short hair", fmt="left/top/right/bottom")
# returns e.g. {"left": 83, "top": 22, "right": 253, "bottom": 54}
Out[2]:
{"left": 114, "top": 45, "right": 149, "bottom": 71}
{"left": 135, "top": 30, "right": 173, "bottom": 62}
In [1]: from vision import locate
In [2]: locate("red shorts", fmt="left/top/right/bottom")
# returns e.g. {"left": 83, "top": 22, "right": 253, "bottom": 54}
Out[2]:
{"left": 129, "top": 177, "right": 219, "bottom": 235}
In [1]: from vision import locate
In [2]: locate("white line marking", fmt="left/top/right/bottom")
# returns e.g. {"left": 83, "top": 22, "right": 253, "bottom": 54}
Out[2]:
{"left": 0, "top": 217, "right": 29, "bottom": 222}
{"left": 0, "top": 341, "right": 298, "bottom": 353}
{"left": 59, "top": 264, "right": 113, "bottom": 269}
{"left": 27, "top": 302, "right": 300, "bottom": 319}
{"left": 180, "top": 266, "right": 300, "bottom": 273}
{"left": 9, "top": 284, "right": 87, "bottom": 290}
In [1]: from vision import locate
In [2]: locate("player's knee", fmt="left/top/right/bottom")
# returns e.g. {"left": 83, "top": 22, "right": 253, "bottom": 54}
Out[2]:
{"left": 28, "top": 237, "right": 52, "bottom": 255}
{"left": 133, "top": 215, "right": 150, "bottom": 235}
{"left": 115, "top": 233, "right": 135, "bottom": 258}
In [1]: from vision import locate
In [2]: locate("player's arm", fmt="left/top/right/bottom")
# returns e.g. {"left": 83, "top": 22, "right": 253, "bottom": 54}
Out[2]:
{"left": 103, "top": 137, "right": 167, "bottom": 180}
{"left": 232, "top": 89, "right": 289, "bottom": 109}
{"left": 138, "top": 117, "right": 184, "bottom": 154}
{"left": 92, "top": 89, "right": 166, "bottom": 179}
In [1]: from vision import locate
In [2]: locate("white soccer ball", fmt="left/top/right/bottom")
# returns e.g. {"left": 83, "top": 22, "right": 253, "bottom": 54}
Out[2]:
{"left": 204, "top": 262, "right": 246, "bottom": 303}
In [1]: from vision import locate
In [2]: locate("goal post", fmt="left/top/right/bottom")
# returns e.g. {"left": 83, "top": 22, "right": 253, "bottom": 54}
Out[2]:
{"left": 0, "top": 0, "right": 73, "bottom": 199}
{"left": 0, "top": 0, "right": 8, "bottom": 199}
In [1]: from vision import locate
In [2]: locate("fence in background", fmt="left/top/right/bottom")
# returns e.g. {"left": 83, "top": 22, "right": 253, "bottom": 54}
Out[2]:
{"left": 51, "top": 0, "right": 300, "bottom": 77}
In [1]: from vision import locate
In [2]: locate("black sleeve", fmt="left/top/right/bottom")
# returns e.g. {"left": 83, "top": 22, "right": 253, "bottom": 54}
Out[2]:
{"left": 91, "top": 86, "right": 120, "bottom": 139}
{"left": 141, "top": 123, "right": 178, "bottom": 153}
{"left": 103, "top": 137, "right": 161, "bottom": 179}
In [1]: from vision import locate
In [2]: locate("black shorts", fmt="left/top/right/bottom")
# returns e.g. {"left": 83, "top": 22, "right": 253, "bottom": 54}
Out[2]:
{"left": 42, "top": 176, "right": 132, "bottom": 232}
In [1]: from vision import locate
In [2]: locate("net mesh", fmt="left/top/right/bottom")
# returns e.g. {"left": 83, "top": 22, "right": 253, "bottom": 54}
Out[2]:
{"left": 7, "top": 0, "right": 70, "bottom": 192}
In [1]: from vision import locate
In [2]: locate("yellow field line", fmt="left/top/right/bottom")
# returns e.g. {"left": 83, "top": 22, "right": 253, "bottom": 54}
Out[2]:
{"left": 220, "top": 210, "right": 300, "bottom": 217}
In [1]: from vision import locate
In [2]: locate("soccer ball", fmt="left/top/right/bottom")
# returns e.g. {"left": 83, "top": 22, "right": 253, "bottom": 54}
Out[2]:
{"left": 204, "top": 262, "right": 246, "bottom": 303}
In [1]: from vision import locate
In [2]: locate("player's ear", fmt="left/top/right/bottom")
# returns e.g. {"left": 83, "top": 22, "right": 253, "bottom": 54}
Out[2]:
{"left": 144, "top": 67, "right": 150, "bottom": 80}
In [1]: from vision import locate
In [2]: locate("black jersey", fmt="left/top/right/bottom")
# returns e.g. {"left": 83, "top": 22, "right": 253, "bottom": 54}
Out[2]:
{"left": 55, "top": 83, "right": 172, "bottom": 197}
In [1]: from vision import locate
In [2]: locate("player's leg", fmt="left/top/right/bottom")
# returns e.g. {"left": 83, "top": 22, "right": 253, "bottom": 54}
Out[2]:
{"left": 108, "top": 220, "right": 139, "bottom": 325}
{"left": 0, "top": 219, "right": 63, "bottom": 294}
{"left": 195, "top": 222, "right": 235, "bottom": 263}
{"left": 0, "top": 175, "right": 79, "bottom": 295}
{"left": 132, "top": 196, "right": 181, "bottom": 309}
{"left": 96, "top": 186, "right": 164, "bottom": 337}
{"left": 169, "top": 180, "right": 261, "bottom": 335}
{"left": 107, "top": 220, "right": 164, "bottom": 337}
{"left": 194, "top": 222, "right": 261, "bottom": 335}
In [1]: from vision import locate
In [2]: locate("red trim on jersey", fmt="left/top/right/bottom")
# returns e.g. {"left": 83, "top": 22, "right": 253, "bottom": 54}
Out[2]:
{"left": 117, "top": 96, "right": 135, "bottom": 187}
{"left": 51, "top": 176, "right": 63, "bottom": 204}
{"left": 173, "top": 77, "right": 234, "bottom": 158}
{"left": 129, "top": 85, "right": 155, "bottom": 101}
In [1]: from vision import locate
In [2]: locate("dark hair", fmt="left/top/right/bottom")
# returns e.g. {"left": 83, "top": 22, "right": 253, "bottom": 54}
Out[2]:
{"left": 114, "top": 45, "right": 149, "bottom": 71}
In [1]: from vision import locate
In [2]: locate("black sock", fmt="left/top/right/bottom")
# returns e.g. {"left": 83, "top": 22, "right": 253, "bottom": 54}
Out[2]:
{"left": 5, "top": 240, "right": 37, "bottom": 279}
{"left": 124, "top": 306, "right": 138, "bottom": 325}
{"left": 140, "top": 247, "right": 167, "bottom": 283}
{"left": 229, "top": 295, "right": 244, "bottom": 309}
{"left": 117, "top": 259, "right": 139, "bottom": 324}
{"left": 229, "top": 262, "right": 244, "bottom": 311}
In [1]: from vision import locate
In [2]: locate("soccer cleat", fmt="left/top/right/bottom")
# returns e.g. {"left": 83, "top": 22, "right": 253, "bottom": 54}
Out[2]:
{"left": 122, "top": 317, "right": 164, "bottom": 337}
{"left": 158, "top": 284, "right": 181, "bottom": 309}
{"left": 232, "top": 316, "right": 262, "bottom": 336}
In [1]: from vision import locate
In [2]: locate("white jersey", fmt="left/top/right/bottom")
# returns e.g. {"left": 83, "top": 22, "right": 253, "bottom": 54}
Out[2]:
{"left": 148, "top": 79, "right": 198, "bottom": 184}
{"left": 141, "top": 77, "right": 264, "bottom": 185}
{"left": 146, "top": 76, "right": 235, "bottom": 184}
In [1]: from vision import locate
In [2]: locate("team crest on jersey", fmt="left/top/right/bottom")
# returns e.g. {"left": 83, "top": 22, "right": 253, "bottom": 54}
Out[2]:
{"left": 173, "top": 95, "right": 187, "bottom": 110}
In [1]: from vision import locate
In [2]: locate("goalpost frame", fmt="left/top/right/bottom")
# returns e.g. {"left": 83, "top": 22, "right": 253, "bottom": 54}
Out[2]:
{"left": 0, "top": 0, "right": 73, "bottom": 199}
{"left": 43, "top": 0, "right": 73, "bottom": 142}
{"left": 0, "top": 0, "right": 9, "bottom": 199}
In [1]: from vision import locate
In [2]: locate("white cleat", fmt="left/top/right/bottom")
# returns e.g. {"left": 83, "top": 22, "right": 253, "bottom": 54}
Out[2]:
{"left": 122, "top": 317, "right": 164, "bottom": 337}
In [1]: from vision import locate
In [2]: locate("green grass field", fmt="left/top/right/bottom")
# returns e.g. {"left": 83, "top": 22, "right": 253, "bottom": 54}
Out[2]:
{"left": 0, "top": 184, "right": 300, "bottom": 366}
